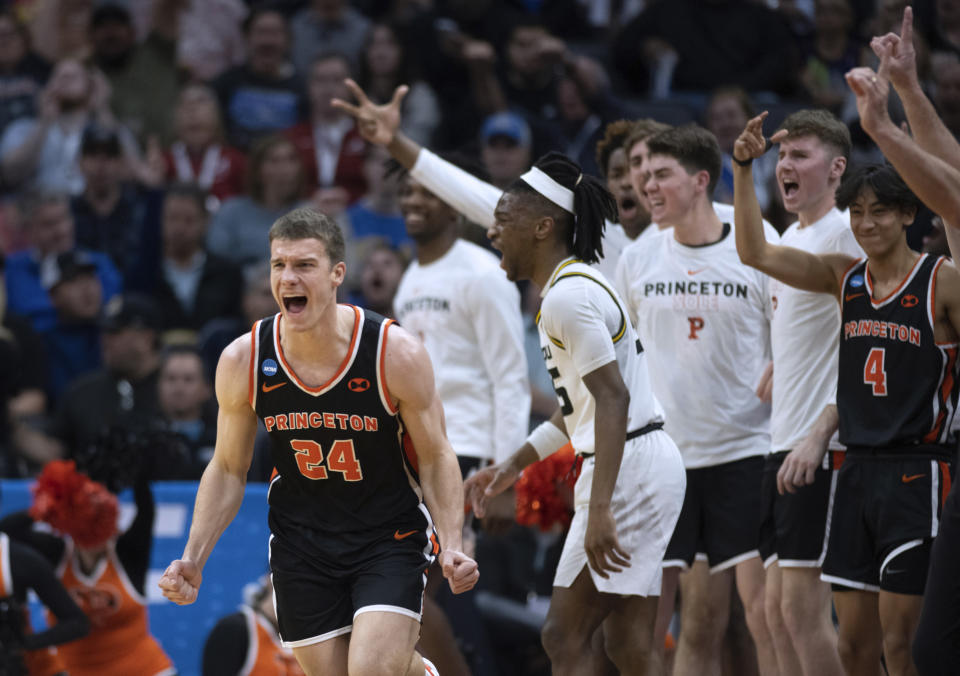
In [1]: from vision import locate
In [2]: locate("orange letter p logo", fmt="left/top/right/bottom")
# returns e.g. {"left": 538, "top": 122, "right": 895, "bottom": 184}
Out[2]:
{"left": 688, "top": 317, "right": 705, "bottom": 340}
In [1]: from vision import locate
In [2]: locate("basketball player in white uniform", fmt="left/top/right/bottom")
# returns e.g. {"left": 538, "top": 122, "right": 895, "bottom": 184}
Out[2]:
{"left": 465, "top": 151, "right": 685, "bottom": 676}
{"left": 614, "top": 124, "right": 778, "bottom": 676}
{"left": 735, "top": 109, "right": 862, "bottom": 676}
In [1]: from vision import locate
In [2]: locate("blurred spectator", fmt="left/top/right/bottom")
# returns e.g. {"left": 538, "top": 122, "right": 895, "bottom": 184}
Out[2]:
{"left": 354, "top": 240, "right": 407, "bottom": 317}
{"left": 612, "top": 0, "right": 799, "bottom": 98}
{"left": 704, "top": 87, "right": 775, "bottom": 211}
{"left": 0, "top": 58, "right": 144, "bottom": 194}
{"left": 285, "top": 52, "right": 367, "bottom": 202}
{"left": 0, "top": 254, "right": 50, "bottom": 478}
{"left": 928, "top": 0, "right": 960, "bottom": 62}
{"left": 934, "top": 59, "right": 960, "bottom": 137}
{"left": 70, "top": 122, "right": 164, "bottom": 284}
{"left": 163, "top": 83, "right": 247, "bottom": 208}
{"left": 207, "top": 134, "right": 305, "bottom": 266}
{"left": 799, "top": 0, "right": 864, "bottom": 115}
{"left": 213, "top": 6, "right": 304, "bottom": 151}
{"left": 196, "top": 260, "right": 276, "bottom": 382}
{"left": 345, "top": 144, "right": 410, "bottom": 251}
{"left": 28, "top": 0, "right": 93, "bottom": 63}
{"left": 922, "top": 215, "right": 951, "bottom": 257}
{"left": 4, "top": 190, "right": 120, "bottom": 333}
{"left": 290, "top": 0, "right": 371, "bottom": 73}
{"left": 492, "top": 20, "right": 565, "bottom": 123}
{"left": 176, "top": 0, "right": 247, "bottom": 81}
{"left": 0, "top": 10, "right": 51, "bottom": 141}
{"left": 135, "top": 183, "right": 243, "bottom": 334}
{"left": 202, "top": 574, "right": 305, "bottom": 676}
{"left": 89, "top": 1, "right": 183, "bottom": 145}
{"left": 554, "top": 62, "right": 622, "bottom": 178}
{"left": 357, "top": 22, "right": 440, "bottom": 146}
{"left": 38, "top": 250, "right": 102, "bottom": 405}
{"left": 480, "top": 111, "right": 531, "bottom": 190}
{"left": 157, "top": 344, "right": 215, "bottom": 478}
{"left": 53, "top": 293, "right": 163, "bottom": 461}
{"left": 1, "top": 460, "right": 175, "bottom": 676}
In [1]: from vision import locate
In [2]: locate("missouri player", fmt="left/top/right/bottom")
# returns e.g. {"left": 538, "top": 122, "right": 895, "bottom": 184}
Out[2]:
{"left": 734, "top": 113, "right": 960, "bottom": 676}
{"left": 159, "top": 208, "right": 477, "bottom": 676}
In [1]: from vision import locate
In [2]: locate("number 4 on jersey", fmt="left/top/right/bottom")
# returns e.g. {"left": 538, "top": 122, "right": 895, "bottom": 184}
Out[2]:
{"left": 291, "top": 439, "right": 363, "bottom": 481}
{"left": 863, "top": 347, "right": 888, "bottom": 396}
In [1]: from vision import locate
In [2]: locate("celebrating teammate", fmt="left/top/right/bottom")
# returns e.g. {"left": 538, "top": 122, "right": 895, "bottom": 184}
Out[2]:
{"left": 735, "top": 108, "right": 861, "bottom": 676}
{"left": 159, "top": 208, "right": 478, "bottom": 676}
{"left": 733, "top": 54, "right": 960, "bottom": 675}
{"left": 464, "top": 152, "right": 685, "bottom": 675}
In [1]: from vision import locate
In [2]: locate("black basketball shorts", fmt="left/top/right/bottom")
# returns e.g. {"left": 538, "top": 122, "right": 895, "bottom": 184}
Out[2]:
{"left": 821, "top": 453, "right": 952, "bottom": 595}
{"left": 269, "top": 519, "right": 438, "bottom": 647}
{"left": 664, "top": 455, "right": 764, "bottom": 572}
{"left": 759, "top": 450, "right": 842, "bottom": 568}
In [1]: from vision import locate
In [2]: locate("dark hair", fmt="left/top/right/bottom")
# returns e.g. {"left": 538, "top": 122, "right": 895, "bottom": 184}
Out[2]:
{"left": 164, "top": 182, "right": 209, "bottom": 217}
{"left": 357, "top": 22, "right": 413, "bottom": 91}
{"left": 595, "top": 120, "right": 636, "bottom": 178}
{"left": 242, "top": 3, "right": 287, "bottom": 35}
{"left": 835, "top": 163, "right": 920, "bottom": 216}
{"left": 507, "top": 151, "right": 616, "bottom": 264}
{"left": 706, "top": 86, "right": 755, "bottom": 120}
{"left": 269, "top": 208, "right": 346, "bottom": 264}
{"left": 778, "top": 109, "right": 852, "bottom": 161}
{"left": 646, "top": 124, "right": 723, "bottom": 195}
{"left": 623, "top": 119, "right": 673, "bottom": 160}
{"left": 246, "top": 134, "right": 304, "bottom": 203}
{"left": 160, "top": 344, "right": 207, "bottom": 378}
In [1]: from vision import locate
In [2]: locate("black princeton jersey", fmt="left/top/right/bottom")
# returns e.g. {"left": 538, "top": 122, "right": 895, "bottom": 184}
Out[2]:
{"left": 251, "top": 306, "right": 429, "bottom": 535}
{"left": 839, "top": 254, "right": 959, "bottom": 449}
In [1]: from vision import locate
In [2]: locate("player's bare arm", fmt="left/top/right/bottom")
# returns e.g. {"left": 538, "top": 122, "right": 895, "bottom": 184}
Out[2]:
{"left": 847, "top": 43, "right": 960, "bottom": 232}
{"left": 581, "top": 362, "right": 632, "bottom": 579}
{"left": 733, "top": 113, "right": 853, "bottom": 297}
{"left": 777, "top": 404, "right": 839, "bottom": 495}
{"left": 331, "top": 78, "right": 421, "bottom": 169}
{"left": 933, "top": 261, "right": 960, "bottom": 346}
{"left": 158, "top": 335, "right": 259, "bottom": 605}
{"left": 383, "top": 324, "right": 479, "bottom": 595}
{"left": 872, "top": 8, "right": 960, "bottom": 177}
{"left": 464, "top": 407, "right": 568, "bottom": 518}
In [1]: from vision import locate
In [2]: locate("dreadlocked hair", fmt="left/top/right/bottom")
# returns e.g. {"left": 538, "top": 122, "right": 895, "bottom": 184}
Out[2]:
{"left": 511, "top": 151, "right": 617, "bottom": 265}
{"left": 30, "top": 460, "right": 118, "bottom": 550}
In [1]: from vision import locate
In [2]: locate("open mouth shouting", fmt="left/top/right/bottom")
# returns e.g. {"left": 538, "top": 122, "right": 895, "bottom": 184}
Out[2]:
{"left": 283, "top": 295, "right": 308, "bottom": 315}
{"left": 782, "top": 180, "right": 800, "bottom": 200}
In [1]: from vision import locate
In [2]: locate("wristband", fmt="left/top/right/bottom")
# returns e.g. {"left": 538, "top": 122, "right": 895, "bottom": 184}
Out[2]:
{"left": 732, "top": 155, "right": 753, "bottom": 167}
{"left": 525, "top": 421, "right": 568, "bottom": 460}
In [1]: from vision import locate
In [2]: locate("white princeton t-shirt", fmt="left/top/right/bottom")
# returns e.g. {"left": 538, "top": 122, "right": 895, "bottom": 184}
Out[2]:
{"left": 771, "top": 208, "right": 863, "bottom": 451}
{"left": 615, "top": 222, "right": 776, "bottom": 468}
{"left": 394, "top": 239, "right": 530, "bottom": 463}
{"left": 539, "top": 258, "right": 663, "bottom": 456}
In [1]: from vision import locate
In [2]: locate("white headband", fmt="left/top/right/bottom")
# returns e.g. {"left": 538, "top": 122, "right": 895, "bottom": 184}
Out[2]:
{"left": 521, "top": 167, "right": 576, "bottom": 213}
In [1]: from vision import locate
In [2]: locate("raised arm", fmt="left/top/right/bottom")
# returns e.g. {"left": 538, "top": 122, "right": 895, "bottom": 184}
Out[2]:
{"left": 733, "top": 113, "right": 851, "bottom": 296}
{"left": 333, "top": 79, "right": 502, "bottom": 228}
{"left": 871, "top": 7, "right": 960, "bottom": 174}
{"left": 158, "top": 335, "right": 258, "bottom": 605}
{"left": 847, "top": 38, "right": 960, "bottom": 230}
{"left": 384, "top": 325, "right": 479, "bottom": 595}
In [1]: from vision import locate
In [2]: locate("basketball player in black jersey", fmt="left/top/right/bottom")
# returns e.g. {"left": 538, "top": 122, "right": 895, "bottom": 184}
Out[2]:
{"left": 732, "top": 79, "right": 960, "bottom": 676}
{"left": 158, "top": 208, "right": 478, "bottom": 676}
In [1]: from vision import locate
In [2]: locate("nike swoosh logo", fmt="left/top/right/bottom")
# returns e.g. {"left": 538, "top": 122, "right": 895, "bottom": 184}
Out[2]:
{"left": 261, "top": 382, "right": 287, "bottom": 393}
{"left": 394, "top": 529, "right": 417, "bottom": 540}
{"left": 902, "top": 473, "right": 925, "bottom": 483}
{"left": 845, "top": 293, "right": 864, "bottom": 302}
{"left": 687, "top": 268, "right": 707, "bottom": 275}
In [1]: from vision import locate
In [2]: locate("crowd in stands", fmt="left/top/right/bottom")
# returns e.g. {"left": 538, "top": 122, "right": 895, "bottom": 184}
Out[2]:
{"left": 0, "top": 0, "right": 959, "bottom": 673}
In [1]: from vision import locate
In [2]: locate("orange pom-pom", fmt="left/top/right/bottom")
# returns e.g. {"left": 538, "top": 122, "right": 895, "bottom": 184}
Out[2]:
{"left": 30, "top": 460, "right": 119, "bottom": 549}
{"left": 514, "top": 443, "right": 582, "bottom": 532}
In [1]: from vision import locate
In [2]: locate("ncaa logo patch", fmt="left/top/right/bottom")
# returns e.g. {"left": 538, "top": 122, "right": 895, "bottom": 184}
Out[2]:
{"left": 849, "top": 275, "right": 865, "bottom": 288}
{"left": 262, "top": 359, "right": 278, "bottom": 376}
{"left": 348, "top": 377, "right": 370, "bottom": 392}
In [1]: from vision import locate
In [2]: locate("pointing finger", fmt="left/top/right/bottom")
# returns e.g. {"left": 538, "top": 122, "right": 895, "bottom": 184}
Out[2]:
{"left": 343, "top": 78, "right": 371, "bottom": 106}
{"left": 389, "top": 84, "right": 410, "bottom": 108}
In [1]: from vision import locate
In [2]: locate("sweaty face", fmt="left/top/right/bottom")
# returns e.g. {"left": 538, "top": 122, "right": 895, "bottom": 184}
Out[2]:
{"left": 848, "top": 187, "right": 914, "bottom": 259}
{"left": 643, "top": 155, "right": 701, "bottom": 227}
{"left": 270, "top": 238, "right": 344, "bottom": 330}
{"left": 776, "top": 135, "right": 841, "bottom": 216}
{"left": 606, "top": 147, "right": 649, "bottom": 233}
{"left": 488, "top": 191, "right": 535, "bottom": 282}
{"left": 398, "top": 175, "right": 456, "bottom": 242}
